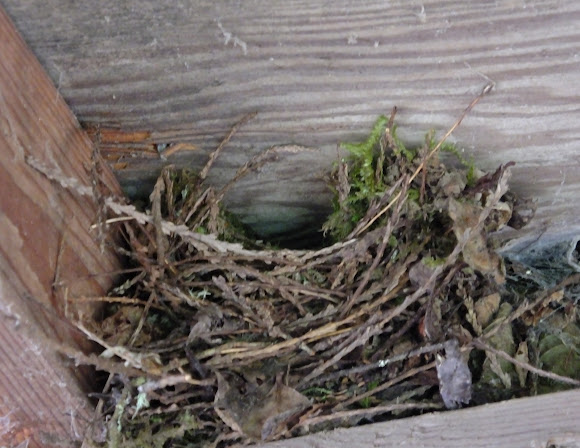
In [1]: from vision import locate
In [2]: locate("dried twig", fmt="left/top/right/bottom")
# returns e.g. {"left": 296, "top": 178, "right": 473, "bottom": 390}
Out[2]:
{"left": 472, "top": 339, "right": 580, "bottom": 387}
{"left": 299, "top": 402, "right": 440, "bottom": 428}
{"left": 340, "top": 180, "right": 408, "bottom": 317}
{"left": 199, "top": 112, "right": 257, "bottom": 181}
{"left": 334, "top": 362, "right": 438, "bottom": 411}
{"left": 482, "top": 273, "right": 580, "bottom": 341}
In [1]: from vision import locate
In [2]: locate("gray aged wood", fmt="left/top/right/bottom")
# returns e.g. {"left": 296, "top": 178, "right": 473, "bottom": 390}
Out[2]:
{"left": 259, "top": 389, "right": 580, "bottom": 448}
{"left": 3, "top": 0, "right": 580, "bottom": 244}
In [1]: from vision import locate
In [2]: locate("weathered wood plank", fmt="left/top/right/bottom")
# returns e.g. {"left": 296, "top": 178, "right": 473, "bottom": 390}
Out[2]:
{"left": 0, "top": 7, "right": 122, "bottom": 448}
{"left": 259, "top": 389, "right": 580, "bottom": 448}
{"left": 4, "top": 0, "right": 580, "bottom": 243}
{"left": 1, "top": 3, "right": 578, "bottom": 447}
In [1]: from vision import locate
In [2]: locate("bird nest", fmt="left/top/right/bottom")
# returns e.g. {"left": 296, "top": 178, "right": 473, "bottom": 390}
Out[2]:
{"left": 65, "top": 98, "right": 580, "bottom": 448}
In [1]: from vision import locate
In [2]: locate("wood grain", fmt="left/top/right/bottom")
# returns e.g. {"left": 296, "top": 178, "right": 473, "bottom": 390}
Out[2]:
{"left": 258, "top": 389, "right": 580, "bottom": 448}
{"left": 3, "top": 0, "right": 580, "bottom": 243}
{"left": 0, "top": 3, "right": 579, "bottom": 446}
{"left": 0, "top": 7, "right": 122, "bottom": 448}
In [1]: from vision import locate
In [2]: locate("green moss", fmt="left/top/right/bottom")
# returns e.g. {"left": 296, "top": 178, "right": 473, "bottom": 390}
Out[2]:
{"left": 323, "top": 116, "right": 392, "bottom": 240}
{"left": 323, "top": 116, "right": 480, "bottom": 242}
{"left": 359, "top": 380, "right": 380, "bottom": 408}
{"left": 390, "top": 124, "right": 415, "bottom": 162}
{"left": 121, "top": 411, "right": 200, "bottom": 448}
{"left": 422, "top": 256, "right": 446, "bottom": 268}
{"left": 303, "top": 387, "right": 334, "bottom": 401}
{"left": 322, "top": 118, "right": 411, "bottom": 240}
{"left": 340, "top": 115, "right": 388, "bottom": 196}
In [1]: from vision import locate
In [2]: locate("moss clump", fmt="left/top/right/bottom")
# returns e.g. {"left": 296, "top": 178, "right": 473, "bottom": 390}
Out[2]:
{"left": 323, "top": 111, "right": 479, "bottom": 246}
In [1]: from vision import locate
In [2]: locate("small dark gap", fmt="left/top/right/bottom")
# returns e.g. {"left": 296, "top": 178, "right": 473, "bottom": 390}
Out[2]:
{"left": 256, "top": 218, "right": 332, "bottom": 250}
{"left": 266, "top": 228, "right": 328, "bottom": 250}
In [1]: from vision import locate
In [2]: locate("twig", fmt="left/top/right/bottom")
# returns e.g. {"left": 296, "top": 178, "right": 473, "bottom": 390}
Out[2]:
{"left": 71, "top": 295, "right": 166, "bottom": 311}
{"left": 151, "top": 174, "right": 167, "bottom": 265}
{"left": 74, "top": 322, "right": 163, "bottom": 375}
{"left": 482, "top": 273, "right": 580, "bottom": 341}
{"left": 199, "top": 112, "right": 257, "bottom": 181}
{"left": 138, "top": 374, "right": 213, "bottom": 393}
{"left": 334, "top": 361, "right": 437, "bottom": 410}
{"left": 214, "top": 145, "right": 279, "bottom": 203}
{"left": 91, "top": 129, "right": 107, "bottom": 252}
{"left": 302, "top": 342, "right": 445, "bottom": 388}
{"left": 340, "top": 180, "right": 408, "bottom": 317}
{"left": 129, "top": 291, "right": 156, "bottom": 347}
{"left": 299, "top": 402, "right": 440, "bottom": 428}
{"left": 297, "top": 275, "right": 409, "bottom": 387}
{"left": 472, "top": 339, "right": 580, "bottom": 387}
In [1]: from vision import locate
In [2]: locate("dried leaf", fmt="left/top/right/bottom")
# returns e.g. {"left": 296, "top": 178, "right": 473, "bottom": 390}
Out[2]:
{"left": 251, "top": 380, "right": 311, "bottom": 441}
{"left": 538, "top": 321, "right": 580, "bottom": 386}
{"left": 436, "top": 339, "right": 472, "bottom": 409}
{"left": 214, "top": 373, "right": 310, "bottom": 441}
{"left": 521, "top": 289, "right": 565, "bottom": 326}
{"left": 187, "top": 313, "right": 214, "bottom": 344}
{"left": 487, "top": 352, "right": 512, "bottom": 388}
{"left": 423, "top": 296, "right": 443, "bottom": 341}
{"left": 480, "top": 303, "right": 516, "bottom": 389}
{"left": 437, "top": 171, "right": 466, "bottom": 197}
{"left": 487, "top": 201, "right": 512, "bottom": 231}
{"left": 464, "top": 296, "right": 482, "bottom": 336}
{"left": 448, "top": 198, "right": 505, "bottom": 283}
{"left": 514, "top": 341, "right": 529, "bottom": 387}
{"left": 214, "top": 372, "right": 245, "bottom": 434}
{"left": 507, "top": 193, "right": 536, "bottom": 230}
{"left": 409, "top": 258, "right": 437, "bottom": 291}
{"left": 466, "top": 161, "right": 514, "bottom": 197}
{"left": 475, "top": 293, "right": 501, "bottom": 329}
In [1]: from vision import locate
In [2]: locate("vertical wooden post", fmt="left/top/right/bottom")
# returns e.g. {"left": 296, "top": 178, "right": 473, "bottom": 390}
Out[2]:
{"left": 0, "top": 7, "right": 122, "bottom": 447}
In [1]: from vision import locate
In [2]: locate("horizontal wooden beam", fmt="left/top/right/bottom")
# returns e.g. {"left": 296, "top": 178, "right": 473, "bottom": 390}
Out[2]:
{"left": 3, "top": 0, "right": 580, "bottom": 245}
{"left": 0, "top": 6, "right": 122, "bottom": 448}
{"left": 259, "top": 389, "right": 580, "bottom": 448}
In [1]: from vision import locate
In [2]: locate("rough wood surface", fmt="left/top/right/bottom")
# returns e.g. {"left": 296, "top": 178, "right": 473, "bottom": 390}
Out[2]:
{"left": 3, "top": 0, "right": 579, "bottom": 244}
{"left": 0, "top": 7, "right": 122, "bottom": 448}
{"left": 259, "top": 389, "right": 580, "bottom": 448}
{"left": 0, "top": 3, "right": 579, "bottom": 447}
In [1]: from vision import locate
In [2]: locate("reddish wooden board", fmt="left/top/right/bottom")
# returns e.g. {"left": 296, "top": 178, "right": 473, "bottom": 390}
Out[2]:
{"left": 0, "top": 7, "right": 122, "bottom": 448}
